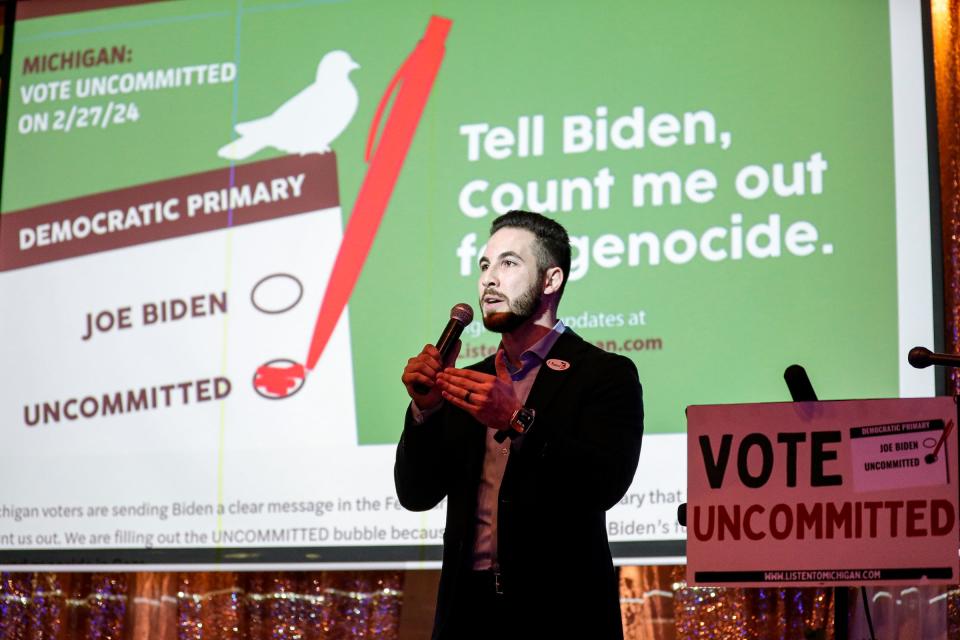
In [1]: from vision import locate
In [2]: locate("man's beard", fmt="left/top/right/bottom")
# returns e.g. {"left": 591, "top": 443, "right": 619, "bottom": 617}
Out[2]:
{"left": 481, "top": 282, "right": 541, "bottom": 333}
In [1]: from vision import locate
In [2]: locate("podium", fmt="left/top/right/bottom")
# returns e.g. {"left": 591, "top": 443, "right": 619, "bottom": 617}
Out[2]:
{"left": 685, "top": 397, "right": 959, "bottom": 588}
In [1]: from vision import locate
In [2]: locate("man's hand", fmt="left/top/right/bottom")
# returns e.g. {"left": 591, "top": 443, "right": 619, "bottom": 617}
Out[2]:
{"left": 437, "top": 349, "right": 521, "bottom": 431}
{"left": 401, "top": 342, "right": 461, "bottom": 410}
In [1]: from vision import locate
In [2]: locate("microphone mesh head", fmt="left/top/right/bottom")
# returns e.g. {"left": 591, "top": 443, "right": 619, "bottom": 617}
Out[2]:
{"left": 907, "top": 346, "right": 932, "bottom": 369}
{"left": 450, "top": 303, "right": 474, "bottom": 325}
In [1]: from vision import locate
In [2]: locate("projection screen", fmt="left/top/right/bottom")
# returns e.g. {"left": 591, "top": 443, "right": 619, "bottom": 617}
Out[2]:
{"left": 0, "top": 0, "right": 939, "bottom": 569}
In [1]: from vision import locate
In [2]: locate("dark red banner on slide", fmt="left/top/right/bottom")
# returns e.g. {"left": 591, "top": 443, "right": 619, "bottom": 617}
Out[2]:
{"left": 0, "top": 154, "right": 339, "bottom": 271}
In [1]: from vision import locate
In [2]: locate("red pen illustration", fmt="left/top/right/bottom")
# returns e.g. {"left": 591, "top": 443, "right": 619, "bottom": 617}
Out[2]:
{"left": 254, "top": 16, "right": 453, "bottom": 399}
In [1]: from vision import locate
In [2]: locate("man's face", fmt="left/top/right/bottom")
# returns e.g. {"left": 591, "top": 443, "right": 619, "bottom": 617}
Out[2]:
{"left": 478, "top": 227, "right": 543, "bottom": 333}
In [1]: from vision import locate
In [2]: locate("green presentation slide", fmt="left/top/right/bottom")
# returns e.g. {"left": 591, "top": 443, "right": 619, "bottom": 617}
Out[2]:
{"left": 0, "top": 0, "right": 936, "bottom": 565}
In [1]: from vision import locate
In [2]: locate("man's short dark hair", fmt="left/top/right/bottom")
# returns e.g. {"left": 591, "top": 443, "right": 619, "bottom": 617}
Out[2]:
{"left": 490, "top": 210, "right": 571, "bottom": 298}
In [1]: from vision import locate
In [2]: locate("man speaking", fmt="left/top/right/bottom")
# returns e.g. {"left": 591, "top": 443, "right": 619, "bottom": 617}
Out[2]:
{"left": 395, "top": 210, "right": 644, "bottom": 639}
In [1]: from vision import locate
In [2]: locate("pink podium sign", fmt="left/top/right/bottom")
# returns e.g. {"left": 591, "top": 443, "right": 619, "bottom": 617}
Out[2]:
{"left": 686, "top": 397, "right": 959, "bottom": 587}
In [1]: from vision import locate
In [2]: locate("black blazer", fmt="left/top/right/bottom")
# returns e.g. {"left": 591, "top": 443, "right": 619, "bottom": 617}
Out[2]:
{"left": 395, "top": 328, "right": 644, "bottom": 639}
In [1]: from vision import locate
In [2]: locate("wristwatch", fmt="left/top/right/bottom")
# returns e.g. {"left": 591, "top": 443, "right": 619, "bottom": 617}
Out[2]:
{"left": 509, "top": 406, "right": 535, "bottom": 435}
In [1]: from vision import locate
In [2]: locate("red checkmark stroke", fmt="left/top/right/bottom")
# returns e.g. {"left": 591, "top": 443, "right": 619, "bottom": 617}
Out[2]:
{"left": 304, "top": 16, "right": 452, "bottom": 372}
{"left": 929, "top": 419, "right": 955, "bottom": 461}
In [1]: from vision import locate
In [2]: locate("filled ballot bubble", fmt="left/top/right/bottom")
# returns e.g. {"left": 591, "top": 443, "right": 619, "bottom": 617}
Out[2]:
{"left": 253, "top": 358, "right": 306, "bottom": 399}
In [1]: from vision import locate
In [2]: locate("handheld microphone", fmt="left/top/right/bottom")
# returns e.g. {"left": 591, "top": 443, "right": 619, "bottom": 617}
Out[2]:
{"left": 413, "top": 303, "right": 474, "bottom": 395}
{"left": 907, "top": 346, "right": 960, "bottom": 369}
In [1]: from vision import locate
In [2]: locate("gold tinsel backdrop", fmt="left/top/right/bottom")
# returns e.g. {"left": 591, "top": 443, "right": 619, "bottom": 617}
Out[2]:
{"left": 2, "top": 0, "right": 960, "bottom": 637}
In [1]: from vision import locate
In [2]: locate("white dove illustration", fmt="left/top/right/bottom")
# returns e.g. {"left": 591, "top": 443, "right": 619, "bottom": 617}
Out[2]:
{"left": 218, "top": 50, "right": 360, "bottom": 160}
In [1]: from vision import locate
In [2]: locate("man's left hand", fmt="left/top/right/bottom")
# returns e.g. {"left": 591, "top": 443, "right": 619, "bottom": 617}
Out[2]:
{"left": 436, "top": 349, "right": 521, "bottom": 432}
